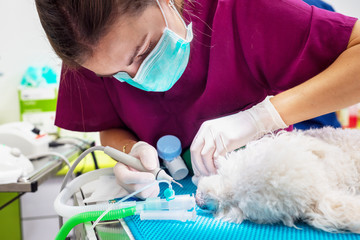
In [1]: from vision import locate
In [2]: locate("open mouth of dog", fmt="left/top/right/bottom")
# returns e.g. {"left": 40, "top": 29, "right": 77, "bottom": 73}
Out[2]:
{"left": 195, "top": 127, "right": 360, "bottom": 234}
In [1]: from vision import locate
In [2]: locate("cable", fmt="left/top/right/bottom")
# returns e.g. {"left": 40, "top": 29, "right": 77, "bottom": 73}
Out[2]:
{"left": 28, "top": 152, "right": 71, "bottom": 169}
{"left": 60, "top": 146, "right": 105, "bottom": 192}
{"left": 48, "top": 141, "right": 66, "bottom": 148}
{"left": 54, "top": 137, "right": 99, "bottom": 170}
{"left": 57, "top": 146, "right": 104, "bottom": 229}
{"left": 51, "top": 138, "right": 87, "bottom": 152}
{"left": 55, "top": 136, "right": 92, "bottom": 146}
{"left": 0, "top": 192, "right": 25, "bottom": 211}
{"left": 27, "top": 151, "right": 74, "bottom": 229}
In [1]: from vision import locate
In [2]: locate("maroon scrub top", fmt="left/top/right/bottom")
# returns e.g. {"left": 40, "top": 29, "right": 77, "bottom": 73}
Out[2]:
{"left": 55, "top": 0, "right": 357, "bottom": 148}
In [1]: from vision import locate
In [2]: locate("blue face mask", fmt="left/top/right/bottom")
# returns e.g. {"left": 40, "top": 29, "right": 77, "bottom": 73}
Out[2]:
{"left": 113, "top": 0, "right": 193, "bottom": 92}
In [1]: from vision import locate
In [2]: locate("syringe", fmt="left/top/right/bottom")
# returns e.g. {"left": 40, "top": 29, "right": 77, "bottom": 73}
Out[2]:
{"left": 104, "top": 146, "right": 183, "bottom": 187}
{"left": 110, "top": 194, "right": 197, "bottom": 222}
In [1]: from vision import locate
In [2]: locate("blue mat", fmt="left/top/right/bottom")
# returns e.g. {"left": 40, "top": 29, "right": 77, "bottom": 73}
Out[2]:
{"left": 124, "top": 176, "right": 360, "bottom": 240}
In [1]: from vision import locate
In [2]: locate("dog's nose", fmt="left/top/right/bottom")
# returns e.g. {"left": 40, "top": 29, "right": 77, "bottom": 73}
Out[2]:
{"left": 196, "top": 190, "right": 218, "bottom": 211}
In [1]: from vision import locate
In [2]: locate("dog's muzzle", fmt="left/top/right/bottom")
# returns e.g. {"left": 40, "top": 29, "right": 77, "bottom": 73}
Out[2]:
{"left": 195, "top": 190, "right": 218, "bottom": 212}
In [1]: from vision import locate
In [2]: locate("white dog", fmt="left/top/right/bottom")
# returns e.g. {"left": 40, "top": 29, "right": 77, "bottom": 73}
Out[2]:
{"left": 196, "top": 127, "right": 360, "bottom": 233}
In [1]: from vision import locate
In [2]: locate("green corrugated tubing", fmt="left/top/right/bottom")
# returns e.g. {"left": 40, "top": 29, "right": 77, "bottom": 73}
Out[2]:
{"left": 55, "top": 206, "right": 137, "bottom": 240}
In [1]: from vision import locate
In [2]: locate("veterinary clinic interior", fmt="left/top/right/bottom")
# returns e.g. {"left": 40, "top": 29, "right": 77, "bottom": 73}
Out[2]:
{"left": 1, "top": 0, "right": 360, "bottom": 239}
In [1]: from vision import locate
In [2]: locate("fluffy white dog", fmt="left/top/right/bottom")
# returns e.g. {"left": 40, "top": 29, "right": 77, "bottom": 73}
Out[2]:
{"left": 195, "top": 127, "right": 360, "bottom": 233}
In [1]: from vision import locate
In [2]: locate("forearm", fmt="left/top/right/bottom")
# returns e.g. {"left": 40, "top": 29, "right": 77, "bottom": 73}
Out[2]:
{"left": 271, "top": 21, "right": 360, "bottom": 125}
{"left": 100, "top": 128, "right": 138, "bottom": 154}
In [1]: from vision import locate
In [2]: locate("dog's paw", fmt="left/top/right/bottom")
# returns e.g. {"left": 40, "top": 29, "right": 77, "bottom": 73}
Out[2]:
{"left": 215, "top": 205, "right": 244, "bottom": 224}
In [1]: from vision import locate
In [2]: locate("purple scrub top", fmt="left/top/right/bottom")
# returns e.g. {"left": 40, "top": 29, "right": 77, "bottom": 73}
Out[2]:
{"left": 55, "top": 0, "right": 357, "bottom": 148}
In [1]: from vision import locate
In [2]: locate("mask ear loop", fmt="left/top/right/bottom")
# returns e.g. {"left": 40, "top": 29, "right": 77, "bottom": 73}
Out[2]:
{"left": 157, "top": 0, "right": 188, "bottom": 30}
{"left": 168, "top": 0, "right": 187, "bottom": 28}
{"left": 156, "top": 0, "right": 169, "bottom": 27}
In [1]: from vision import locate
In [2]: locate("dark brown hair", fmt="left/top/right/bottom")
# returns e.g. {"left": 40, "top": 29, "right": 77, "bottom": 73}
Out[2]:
{"left": 35, "top": 0, "right": 183, "bottom": 68}
{"left": 35, "top": 0, "right": 161, "bottom": 68}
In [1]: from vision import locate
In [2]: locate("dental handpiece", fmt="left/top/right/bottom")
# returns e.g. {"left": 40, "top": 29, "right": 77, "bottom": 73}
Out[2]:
{"left": 104, "top": 146, "right": 183, "bottom": 187}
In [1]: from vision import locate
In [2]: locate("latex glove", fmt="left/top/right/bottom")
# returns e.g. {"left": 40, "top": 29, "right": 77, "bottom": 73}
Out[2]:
{"left": 190, "top": 96, "right": 287, "bottom": 177}
{"left": 113, "top": 141, "right": 160, "bottom": 199}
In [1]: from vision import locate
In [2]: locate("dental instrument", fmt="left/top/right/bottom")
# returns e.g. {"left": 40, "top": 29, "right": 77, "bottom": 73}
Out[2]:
{"left": 60, "top": 145, "right": 182, "bottom": 193}
{"left": 104, "top": 146, "right": 183, "bottom": 187}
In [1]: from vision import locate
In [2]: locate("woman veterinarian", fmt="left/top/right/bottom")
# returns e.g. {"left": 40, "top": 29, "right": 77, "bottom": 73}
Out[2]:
{"left": 35, "top": 0, "right": 360, "bottom": 198}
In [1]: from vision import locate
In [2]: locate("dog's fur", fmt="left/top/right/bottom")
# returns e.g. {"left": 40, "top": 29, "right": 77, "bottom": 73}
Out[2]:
{"left": 196, "top": 127, "right": 360, "bottom": 233}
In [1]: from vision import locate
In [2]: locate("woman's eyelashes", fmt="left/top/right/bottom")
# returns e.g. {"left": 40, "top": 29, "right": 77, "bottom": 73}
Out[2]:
{"left": 138, "top": 41, "right": 154, "bottom": 60}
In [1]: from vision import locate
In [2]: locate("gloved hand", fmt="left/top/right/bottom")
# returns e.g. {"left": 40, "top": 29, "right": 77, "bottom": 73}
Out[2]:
{"left": 190, "top": 96, "right": 288, "bottom": 177}
{"left": 113, "top": 141, "right": 160, "bottom": 199}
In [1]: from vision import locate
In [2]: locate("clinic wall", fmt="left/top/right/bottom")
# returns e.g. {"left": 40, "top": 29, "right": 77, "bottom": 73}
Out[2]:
{"left": 0, "top": 1, "right": 359, "bottom": 125}
{"left": 0, "top": 1, "right": 61, "bottom": 124}
{"left": 326, "top": 0, "right": 360, "bottom": 19}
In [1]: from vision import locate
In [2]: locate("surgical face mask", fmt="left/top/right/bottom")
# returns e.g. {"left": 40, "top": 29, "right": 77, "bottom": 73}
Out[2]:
{"left": 113, "top": 0, "right": 193, "bottom": 92}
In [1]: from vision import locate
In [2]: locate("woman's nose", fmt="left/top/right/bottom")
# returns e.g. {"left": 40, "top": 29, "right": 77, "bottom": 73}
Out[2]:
{"left": 124, "top": 68, "right": 136, "bottom": 78}
{"left": 124, "top": 62, "right": 141, "bottom": 78}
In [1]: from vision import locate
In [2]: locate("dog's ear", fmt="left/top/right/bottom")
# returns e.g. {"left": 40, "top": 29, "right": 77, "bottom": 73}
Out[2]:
{"left": 204, "top": 174, "right": 226, "bottom": 196}
{"left": 311, "top": 149, "right": 326, "bottom": 159}
{"left": 310, "top": 139, "right": 343, "bottom": 161}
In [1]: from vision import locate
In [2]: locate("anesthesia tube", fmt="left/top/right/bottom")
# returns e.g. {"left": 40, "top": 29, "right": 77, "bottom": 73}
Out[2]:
{"left": 55, "top": 207, "right": 136, "bottom": 240}
{"left": 54, "top": 168, "right": 124, "bottom": 217}
{"left": 56, "top": 195, "right": 196, "bottom": 240}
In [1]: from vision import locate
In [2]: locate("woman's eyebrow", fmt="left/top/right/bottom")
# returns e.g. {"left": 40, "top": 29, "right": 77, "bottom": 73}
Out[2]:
{"left": 127, "top": 34, "right": 148, "bottom": 66}
{"left": 96, "top": 34, "right": 149, "bottom": 77}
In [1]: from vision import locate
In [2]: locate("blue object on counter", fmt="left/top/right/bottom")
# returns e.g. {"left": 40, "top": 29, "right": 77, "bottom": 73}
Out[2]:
{"left": 157, "top": 135, "right": 182, "bottom": 161}
{"left": 21, "top": 66, "right": 57, "bottom": 87}
{"left": 157, "top": 135, "right": 189, "bottom": 180}
{"left": 302, "top": 0, "right": 335, "bottom": 11}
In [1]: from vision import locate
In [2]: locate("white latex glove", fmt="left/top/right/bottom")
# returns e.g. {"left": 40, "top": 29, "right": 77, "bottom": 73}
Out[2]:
{"left": 190, "top": 96, "right": 287, "bottom": 177}
{"left": 113, "top": 141, "right": 160, "bottom": 199}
